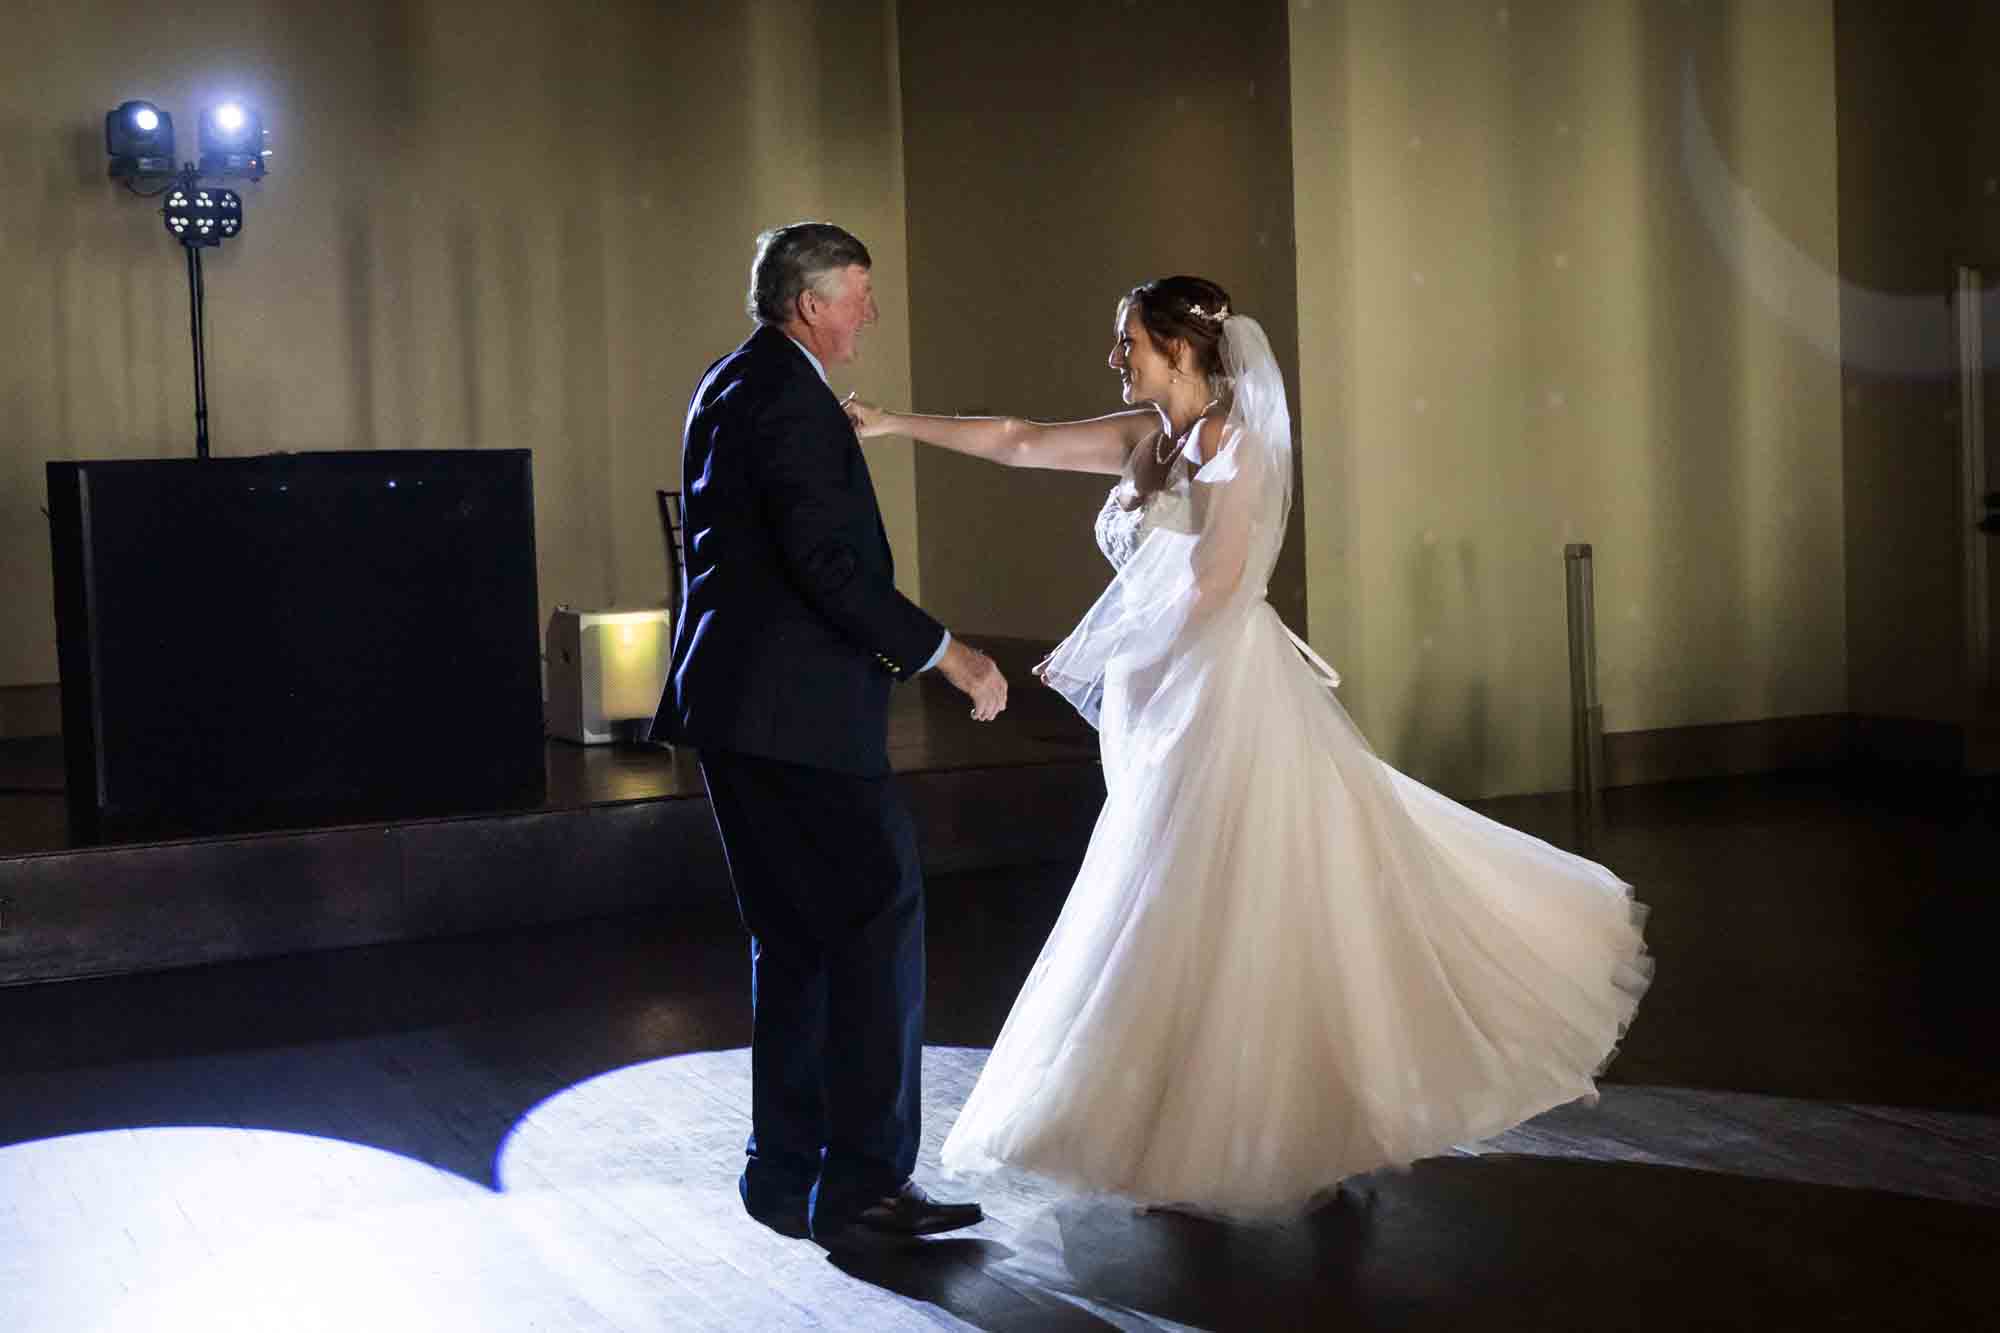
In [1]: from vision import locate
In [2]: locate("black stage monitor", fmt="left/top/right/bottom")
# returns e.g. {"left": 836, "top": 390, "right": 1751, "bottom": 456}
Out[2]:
{"left": 47, "top": 450, "right": 546, "bottom": 841}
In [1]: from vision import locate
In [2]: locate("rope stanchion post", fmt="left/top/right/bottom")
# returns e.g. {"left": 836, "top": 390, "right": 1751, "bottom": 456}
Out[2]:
{"left": 1565, "top": 543, "right": 1605, "bottom": 836}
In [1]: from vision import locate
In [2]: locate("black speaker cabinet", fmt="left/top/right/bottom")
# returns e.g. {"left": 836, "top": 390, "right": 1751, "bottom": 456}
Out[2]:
{"left": 47, "top": 451, "right": 546, "bottom": 841}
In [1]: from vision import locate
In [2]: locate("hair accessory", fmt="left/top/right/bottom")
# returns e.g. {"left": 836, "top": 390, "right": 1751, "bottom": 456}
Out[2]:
{"left": 1186, "top": 301, "right": 1232, "bottom": 325}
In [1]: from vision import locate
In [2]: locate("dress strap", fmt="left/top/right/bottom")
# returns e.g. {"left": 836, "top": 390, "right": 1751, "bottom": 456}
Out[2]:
{"left": 1285, "top": 626, "right": 1342, "bottom": 690}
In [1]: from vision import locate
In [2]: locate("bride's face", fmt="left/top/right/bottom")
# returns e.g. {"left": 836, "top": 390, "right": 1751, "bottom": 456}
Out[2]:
{"left": 1108, "top": 306, "right": 1177, "bottom": 407}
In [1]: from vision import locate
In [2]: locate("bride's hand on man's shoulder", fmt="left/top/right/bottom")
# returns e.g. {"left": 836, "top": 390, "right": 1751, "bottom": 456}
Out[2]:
{"left": 842, "top": 393, "right": 891, "bottom": 439}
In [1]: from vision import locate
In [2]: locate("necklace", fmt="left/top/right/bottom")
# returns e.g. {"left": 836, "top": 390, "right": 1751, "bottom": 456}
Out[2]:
{"left": 1155, "top": 396, "right": 1222, "bottom": 466}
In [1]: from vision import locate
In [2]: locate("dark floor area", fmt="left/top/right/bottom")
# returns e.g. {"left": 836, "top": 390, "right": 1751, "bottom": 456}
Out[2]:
{"left": 0, "top": 771, "right": 1995, "bottom": 1330}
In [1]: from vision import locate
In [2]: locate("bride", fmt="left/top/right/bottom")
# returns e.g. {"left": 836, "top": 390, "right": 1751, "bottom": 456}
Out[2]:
{"left": 845, "top": 275, "right": 1652, "bottom": 1220}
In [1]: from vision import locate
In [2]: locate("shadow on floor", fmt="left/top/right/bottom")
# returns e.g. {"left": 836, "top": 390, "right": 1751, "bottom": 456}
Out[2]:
{"left": 830, "top": 1155, "right": 1997, "bottom": 1332}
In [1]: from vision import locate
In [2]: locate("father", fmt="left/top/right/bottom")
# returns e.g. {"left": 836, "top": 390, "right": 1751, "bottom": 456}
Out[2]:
{"left": 653, "top": 222, "right": 1006, "bottom": 1247}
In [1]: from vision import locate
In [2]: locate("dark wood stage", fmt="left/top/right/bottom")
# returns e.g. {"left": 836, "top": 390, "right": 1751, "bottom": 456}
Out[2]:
{"left": 0, "top": 641, "right": 1104, "bottom": 986}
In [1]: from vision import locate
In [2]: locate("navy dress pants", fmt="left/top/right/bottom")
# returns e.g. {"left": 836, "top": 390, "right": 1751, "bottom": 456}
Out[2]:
{"left": 696, "top": 749, "right": 926, "bottom": 1231}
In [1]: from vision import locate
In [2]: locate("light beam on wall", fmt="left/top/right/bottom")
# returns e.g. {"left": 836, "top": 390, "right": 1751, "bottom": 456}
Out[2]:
{"left": 1680, "top": 54, "right": 1997, "bottom": 377}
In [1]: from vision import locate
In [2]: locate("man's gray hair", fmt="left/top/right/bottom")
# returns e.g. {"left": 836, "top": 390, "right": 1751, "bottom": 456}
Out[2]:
{"left": 747, "top": 222, "right": 872, "bottom": 325}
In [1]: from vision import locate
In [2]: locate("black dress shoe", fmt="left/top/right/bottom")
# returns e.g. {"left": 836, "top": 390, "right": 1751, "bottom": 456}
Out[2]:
{"left": 745, "top": 1197, "right": 811, "bottom": 1239}
{"left": 739, "top": 1173, "right": 812, "bottom": 1239}
{"left": 812, "top": 1181, "right": 983, "bottom": 1249}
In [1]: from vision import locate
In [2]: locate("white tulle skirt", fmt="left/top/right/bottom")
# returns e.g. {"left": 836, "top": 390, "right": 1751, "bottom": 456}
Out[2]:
{"left": 939, "top": 602, "right": 1652, "bottom": 1220}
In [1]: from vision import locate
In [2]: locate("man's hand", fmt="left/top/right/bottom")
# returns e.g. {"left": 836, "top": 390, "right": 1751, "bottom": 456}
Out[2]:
{"left": 936, "top": 639, "right": 1008, "bottom": 722}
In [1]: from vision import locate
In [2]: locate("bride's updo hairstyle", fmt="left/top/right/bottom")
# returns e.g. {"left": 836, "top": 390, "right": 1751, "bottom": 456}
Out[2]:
{"left": 1122, "top": 275, "right": 1235, "bottom": 390}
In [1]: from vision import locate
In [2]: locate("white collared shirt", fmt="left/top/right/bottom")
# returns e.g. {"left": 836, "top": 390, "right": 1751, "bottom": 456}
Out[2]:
{"left": 783, "top": 331, "right": 828, "bottom": 385}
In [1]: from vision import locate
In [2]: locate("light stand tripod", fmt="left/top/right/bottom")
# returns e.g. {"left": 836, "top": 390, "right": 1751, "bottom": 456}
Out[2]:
{"left": 183, "top": 219, "right": 211, "bottom": 459}
{"left": 107, "top": 99, "right": 264, "bottom": 459}
{"left": 158, "top": 168, "right": 244, "bottom": 460}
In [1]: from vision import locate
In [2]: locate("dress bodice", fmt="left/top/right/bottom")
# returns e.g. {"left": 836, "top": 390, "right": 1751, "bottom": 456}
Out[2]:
{"left": 1094, "top": 452, "right": 1197, "bottom": 571}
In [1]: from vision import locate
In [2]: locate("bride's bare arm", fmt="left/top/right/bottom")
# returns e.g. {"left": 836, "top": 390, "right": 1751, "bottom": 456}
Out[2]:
{"left": 845, "top": 398, "right": 1149, "bottom": 476}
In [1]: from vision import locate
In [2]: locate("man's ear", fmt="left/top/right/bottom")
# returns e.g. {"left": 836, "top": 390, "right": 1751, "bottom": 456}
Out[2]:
{"left": 795, "top": 288, "right": 820, "bottom": 327}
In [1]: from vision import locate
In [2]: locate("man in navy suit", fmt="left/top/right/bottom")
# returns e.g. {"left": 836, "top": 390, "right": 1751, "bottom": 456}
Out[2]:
{"left": 654, "top": 222, "right": 1006, "bottom": 1248}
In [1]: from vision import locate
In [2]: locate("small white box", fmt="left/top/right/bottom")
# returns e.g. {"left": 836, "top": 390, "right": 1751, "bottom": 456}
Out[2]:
{"left": 545, "top": 606, "right": 672, "bottom": 744}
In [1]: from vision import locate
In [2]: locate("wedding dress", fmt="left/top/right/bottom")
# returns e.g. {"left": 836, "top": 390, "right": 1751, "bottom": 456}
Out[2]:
{"left": 937, "top": 316, "right": 1651, "bottom": 1220}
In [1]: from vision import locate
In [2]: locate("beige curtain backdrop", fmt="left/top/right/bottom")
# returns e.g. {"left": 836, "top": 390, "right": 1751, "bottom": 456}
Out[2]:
{"left": 897, "top": 0, "right": 1306, "bottom": 645}
{"left": 1291, "top": 0, "right": 1847, "bottom": 797}
{"left": 0, "top": 0, "right": 921, "bottom": 690}
{"left": 4, "top": 0, "right": 1978, "bottom": 797}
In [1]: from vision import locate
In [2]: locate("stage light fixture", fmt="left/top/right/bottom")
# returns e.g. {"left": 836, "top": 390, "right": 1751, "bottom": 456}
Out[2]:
{"left": 163, "top": 185, "right": 191, "bottom": 238}
{"left": 106, "top": 96, "right": 270, "bottom": 462}
{"left": 198, "top": 101, "right": 267, "bottom": 179}
{"left": 214, "top": 189, "right": 243, "bottom": 239}
{"left": 105, "top": 100, "right": 175, "bottom": 178}
{"left": 163, "top": 187, "right": 244, "bottom": 246}
{"left": 545, "top": 608, "right": 674, "bottom": 744}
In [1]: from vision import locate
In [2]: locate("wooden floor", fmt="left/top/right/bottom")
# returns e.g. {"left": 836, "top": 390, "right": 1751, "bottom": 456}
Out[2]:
{"left": 1, "top": 772, "right": 1996, "bottom": 1330}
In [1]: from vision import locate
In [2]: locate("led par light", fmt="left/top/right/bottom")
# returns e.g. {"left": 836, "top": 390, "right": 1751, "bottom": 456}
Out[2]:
{"left": 212, "top": 188, "right": 243, "bottom": 239}
{"left": 105, "top": 100, "right": 176, "bottom": 177}
{"left": 163, "top": 186, "right": 243, "bottom": 246}
{"left": 198, "top": 102, "right": 267, "bottom": 179}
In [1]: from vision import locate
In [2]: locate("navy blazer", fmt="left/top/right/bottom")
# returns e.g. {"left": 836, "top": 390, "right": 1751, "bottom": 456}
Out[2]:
{"left": 652, "top": 325, "right": 945, "bottom": 776}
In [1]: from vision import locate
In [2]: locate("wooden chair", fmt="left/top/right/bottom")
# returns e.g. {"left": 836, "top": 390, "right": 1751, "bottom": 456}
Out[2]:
{"left": 656, "top": 489, "right": 687, "bottom": 623}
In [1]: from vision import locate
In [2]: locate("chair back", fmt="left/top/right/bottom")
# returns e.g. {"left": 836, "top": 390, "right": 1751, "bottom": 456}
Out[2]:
{"left": 656, "top": 489, "right": 687, "bottom": 621}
